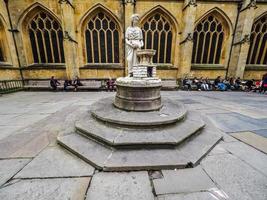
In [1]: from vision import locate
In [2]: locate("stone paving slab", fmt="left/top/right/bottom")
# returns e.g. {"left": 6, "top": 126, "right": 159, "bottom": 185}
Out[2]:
{"left": 15, "top": 146, "right": 95, "bottom": 179}
{"left": 201, "top": 153, "right": 267, "bottom": 200}
{"left": 208, "top": 144, "right": 229, "bottom": 156}
{"left": 220, "top": 140, "right": 267, "bottom": 176}
{"left": 252, "top": 129, "right": 267, "bottom": 138}
{"left": 157, "top": 192, "right": 220, "bottom": 200}
{"left": 0, "top": 125, "right": 24, "bottom": 140}
{"left": 207, "top": 113, "right": 267, "bottom": 133}
{"left": 153, "top": 166, "right": 215, "bottom": 195}
{"left": 0, "top": 177, "right": 90, "bottom": 200}
{"left": 86, "top": 172, "right": 154, "bottom": 200}
{"left": 230, "top": 131, "right": 267, "bottom": 154}
{"left": 0, "top": 159, "right": 30, "bottom": 186}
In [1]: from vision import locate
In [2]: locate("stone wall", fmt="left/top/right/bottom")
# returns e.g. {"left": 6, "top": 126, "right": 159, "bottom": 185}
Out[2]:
{"left": 0, "top": 0, "right": 266, "bottom": 81}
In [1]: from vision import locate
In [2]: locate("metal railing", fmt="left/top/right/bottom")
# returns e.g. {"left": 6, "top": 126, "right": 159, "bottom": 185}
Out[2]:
{"left": 0, "top": 80, "right": 24, "bottom": 94}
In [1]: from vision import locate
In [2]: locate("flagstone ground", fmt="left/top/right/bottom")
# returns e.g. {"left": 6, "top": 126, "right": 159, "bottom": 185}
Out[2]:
{"left": 0, "top": 91, "right": 266, "bottom": 200}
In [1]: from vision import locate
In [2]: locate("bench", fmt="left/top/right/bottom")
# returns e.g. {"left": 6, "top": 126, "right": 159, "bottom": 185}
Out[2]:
{"left": 161, "top": 79, "right": 179, "bottom": 90}
{"left": 24, "top": 79, "right": 103, "bottom": 91}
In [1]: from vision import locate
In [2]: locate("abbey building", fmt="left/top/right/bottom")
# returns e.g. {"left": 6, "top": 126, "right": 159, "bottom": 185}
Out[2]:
{"left": 0, "top": 0, "right": 266, "bottom": 81}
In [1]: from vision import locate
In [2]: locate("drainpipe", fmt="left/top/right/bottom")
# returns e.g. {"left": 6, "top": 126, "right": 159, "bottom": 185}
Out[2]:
{"left": 4, "top": 0, "right": 25, "bottom": 85}
{"left": 225, "top": 2, "right": 242, "bottom": 79}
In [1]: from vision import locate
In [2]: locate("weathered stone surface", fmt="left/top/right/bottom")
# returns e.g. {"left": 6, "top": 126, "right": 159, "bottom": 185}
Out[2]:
{"left": 0, "top": 178, "right": 90, "bottom": 200}
{"left": 90, "top": 97, "right": 187, "bottom": 126}
{"left": 208, "top": 143, "right": 229, "bottom": 156}
{"left": 207, "top": 113, "right": 267, "bottom": 133}
{"left": 58, "top": 124, "right": 221, "bottom": 171}
{"left": 253, "top": 129, "right": 267, "bottom": 138}
{"left": 153, "top": 166, "right": 215, "bottom": 195}
{"left": 201, "top": 154, "right": 267, "bottom": 200}
{"left": 230, "top": 131, "right": 267, "bottom": 154}
{"left": 157, "top": 192, "right": 221, "bottom": 200}
{"left": 15, "top": 146, "right": 95, "bottom": 179}
{"left": 86, "top": 172, "right": 154, "bottom": 200}
{"left": 75, "top": 111, "right": 205, "bottom": 147}
{"left": 0, "top": 159, "right": 30, "bottom": 186}
{"left": 220, "top": 141, "right": 267, "bottom": 176}
{"left": 58, "top": 133, "right": 113, "bottom": 169}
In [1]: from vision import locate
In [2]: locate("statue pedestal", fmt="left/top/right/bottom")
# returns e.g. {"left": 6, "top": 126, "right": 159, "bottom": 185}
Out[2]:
{"left": 114, "top": 49, "right": 162, "bottom": 111}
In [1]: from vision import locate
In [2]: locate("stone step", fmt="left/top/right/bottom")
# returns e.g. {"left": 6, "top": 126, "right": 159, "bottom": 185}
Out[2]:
{"left": 90, "top": 97, "right": 187, "bottom": 127}
{"left": 75, "top": 111, "right": 205, "bottom": 149}
{"left": 57, "top": 123, "right": 222, "bottom": 171}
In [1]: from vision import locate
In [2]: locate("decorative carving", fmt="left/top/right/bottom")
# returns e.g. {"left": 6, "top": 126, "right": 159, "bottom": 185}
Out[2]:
{"left": 234, "top": 34, "right": 250, "bottom": 45}
{"left": 58, "top": 0, "right": 75, "bottom": 9}
{"left": 183, "top": 0, "right": 197, "bottom": 11}
{"left": 64, "top": 31, "right": 78, "bottom": 44}
{"left": 122, "top": 0, "right": 137, "bottom": 5}
{"left": 240, "top": 0, "right": 257, "bottom": 12}
{"left": 179, "top": 33, "right": 194, "bottom": 45}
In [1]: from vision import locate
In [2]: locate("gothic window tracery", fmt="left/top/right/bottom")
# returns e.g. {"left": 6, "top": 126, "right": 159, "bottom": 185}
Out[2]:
{"left": 28, "top": 11, "right": 65, "bottom": 63}
{"left": 247, "top": 14, "right": 267, "bottom": 65}
{"left": 192, "top": 15, "right": 225, "bottom": 64}
{"left": 142, "top": 13, "right": 173, "bottom": 64}
{"left": 84, "top": 11, "right": 120, "bottom": 64}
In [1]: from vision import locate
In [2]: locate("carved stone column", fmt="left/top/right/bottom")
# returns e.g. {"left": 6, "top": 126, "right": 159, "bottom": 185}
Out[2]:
{"left": 228, "top": 0, "right": 257, "bottom": 78}
{"left": 59, "top": 0, "right": 79, "bottom": 79}
{"left": 178, "top": 0, "right": 197, "bottom": 78}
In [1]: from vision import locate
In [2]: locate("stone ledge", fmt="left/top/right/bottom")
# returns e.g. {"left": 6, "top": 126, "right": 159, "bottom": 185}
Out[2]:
{"left": 245, "top": 65, "right": 267, "bottom": 71}
{"left": 21, "top": 63, "right": 66, "bottom": 70}
{"left": 191, "top": 64, "right": 225, "bottom": 70}
{"left": 81, "top": 63, "right": 124, "bottom": 70}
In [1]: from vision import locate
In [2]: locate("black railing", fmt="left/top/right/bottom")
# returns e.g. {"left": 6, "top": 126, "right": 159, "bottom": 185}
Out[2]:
{"left": 0, "top": 80, "right": 24, "bottom": 94}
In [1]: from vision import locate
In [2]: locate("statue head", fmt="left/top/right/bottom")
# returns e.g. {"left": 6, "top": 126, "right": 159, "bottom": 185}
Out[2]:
{"left": 131, "top": 14, "right": 140, "bottom": 26}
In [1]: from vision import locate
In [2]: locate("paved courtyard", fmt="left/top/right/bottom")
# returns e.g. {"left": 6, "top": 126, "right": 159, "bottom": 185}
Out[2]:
{"left": 0, "top": 91, "right": 266, "bottom": 200}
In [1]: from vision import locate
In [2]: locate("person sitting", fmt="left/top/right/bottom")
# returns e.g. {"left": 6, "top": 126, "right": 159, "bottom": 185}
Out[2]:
{"left": 201, "top": 77, "right": 209, "bottom": 91}
{"left": 223, "top": 78, "right": 231, "bottom": 90}
{"left": 261, "top": 73, "right": 267, "bottom": 94}
{"left": 182, "top": 77, "right": 192, "bottom": 90}
{"left": 106, "top": 78, "right": 115, "bottom": 92}
{"left": 193, "top": 77, "right": 201, "bottom": 91}
{"left": 50, "top": 76, "right": 60, "bottom": 91}
{"left": 245, "top": 79, "right": 254, "bottom": 91}
{"left": 73, "top": 76, "right": 83, "bottom": 92}
{"left": 214, "top": 76, "right": 221, "bottom": 88}
{"left": 234, "top": 77, "right": 241, "bottom": 90}
{"left": 63, "top": 80, "right": 72, "bottom": 91}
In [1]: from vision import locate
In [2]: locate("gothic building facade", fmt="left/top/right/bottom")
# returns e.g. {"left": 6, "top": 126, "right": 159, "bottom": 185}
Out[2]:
{"left": 0, "top": 0, "right": 266, "bottom": 82}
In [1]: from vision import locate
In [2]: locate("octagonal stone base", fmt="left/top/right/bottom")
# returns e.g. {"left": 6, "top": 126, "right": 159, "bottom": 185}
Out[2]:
{"left": 57, "top": 97, "right": 222, "bottom": 171}
{"left": 114, "top": 77, "right": 162, "bottom": 111}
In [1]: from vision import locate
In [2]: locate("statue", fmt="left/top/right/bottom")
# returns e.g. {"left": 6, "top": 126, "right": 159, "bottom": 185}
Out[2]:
{"left": 125, "top": 14, "right": 144, "bottom": 77}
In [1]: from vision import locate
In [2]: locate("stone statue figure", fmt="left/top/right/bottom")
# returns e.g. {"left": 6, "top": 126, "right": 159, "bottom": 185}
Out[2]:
{"left": 125, "top": 14, "right": 144, "bottom": 77}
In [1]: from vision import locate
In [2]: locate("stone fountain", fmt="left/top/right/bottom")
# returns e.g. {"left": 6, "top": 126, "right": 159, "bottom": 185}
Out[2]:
{"left": 57, "top": 14, "right": 222, "bottom": 171}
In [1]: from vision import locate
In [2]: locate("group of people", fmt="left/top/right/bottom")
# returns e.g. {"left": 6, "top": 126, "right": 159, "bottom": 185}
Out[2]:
{"left": 50, "top": 76, "right": 83, "bottom": 92}
{"left": 182, "top": 73, "right": 267, "bottom": 93}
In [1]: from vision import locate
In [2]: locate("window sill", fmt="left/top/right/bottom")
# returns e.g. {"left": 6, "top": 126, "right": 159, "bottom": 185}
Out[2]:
{"left": 245, "top": 65, "right": 267, "bottom": 71}
{"left": 155, "top": 64, "right": 176, "bottom": 70}
{"left": 81, "top": 63, "right": 124, "bottom": 70}
{"left": 0, "top": 62, "right": 15, "bottom": 69}
{"left": 191, "top": 64, "right": 225, "bottom": 70}
{"left": 22, "top": 63, "right": 66, "bottom": 70}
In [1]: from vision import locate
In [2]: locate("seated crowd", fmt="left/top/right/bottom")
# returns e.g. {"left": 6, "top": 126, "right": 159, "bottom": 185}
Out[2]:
{"left": 50, "top": 76, "right": 83, "bottom": 92}
{"left": 50, "top": 76, "right": 116, "bottom": 92}
{"left": 182, "top": 73, "right": 267, "bottom": 93}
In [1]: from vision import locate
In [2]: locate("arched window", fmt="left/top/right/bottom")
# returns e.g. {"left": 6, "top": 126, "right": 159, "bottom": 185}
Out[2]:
{"left": 28, "top": 11, "right": 65, "bottom": 63}
{"left": 247, "top": 14, "right": 267, "bottom": 65}
{"left": 85, "top": 11, "right": 120, "bottom": 63}
{"left": 192, "top": 15, "right": 225, "bottom": 64}
{"left": 142, "top": 13, "right": 173, "bottom": 64}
